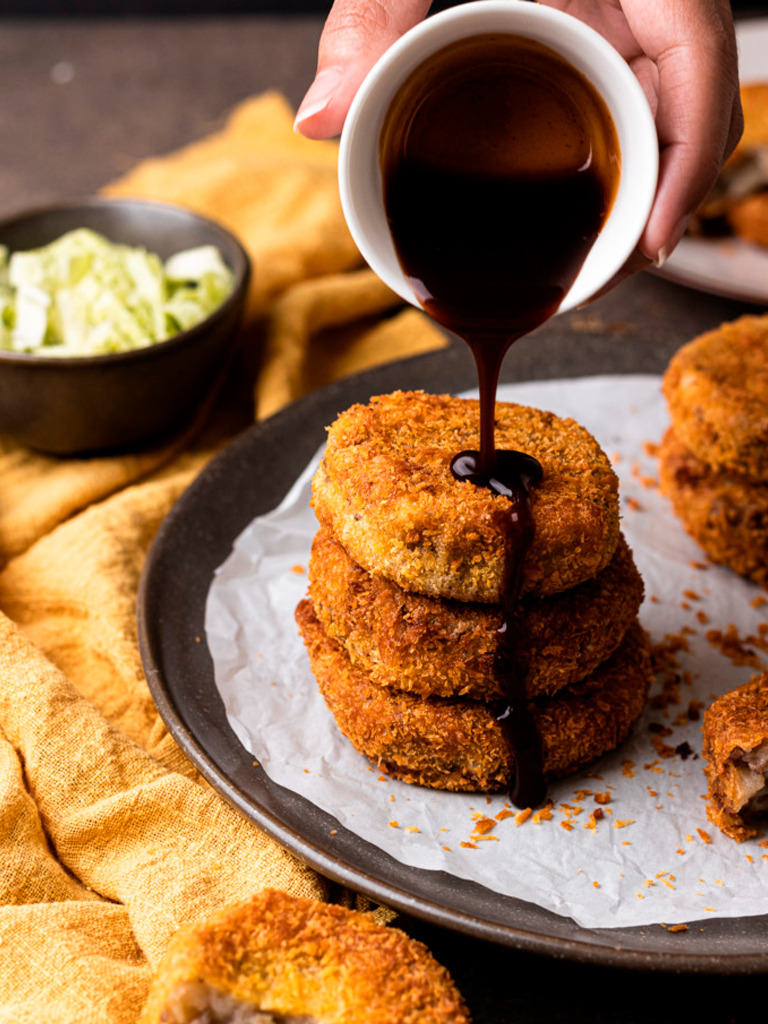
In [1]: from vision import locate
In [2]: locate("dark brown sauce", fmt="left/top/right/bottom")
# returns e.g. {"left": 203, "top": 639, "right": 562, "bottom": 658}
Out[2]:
{"left": 380, "top": 33, "right": 620, "bottom": 806}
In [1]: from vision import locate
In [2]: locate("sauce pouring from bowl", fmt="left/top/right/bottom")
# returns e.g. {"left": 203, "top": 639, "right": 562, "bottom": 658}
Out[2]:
{"left": 379, "top": 31, "right": 621, "bottom": 808}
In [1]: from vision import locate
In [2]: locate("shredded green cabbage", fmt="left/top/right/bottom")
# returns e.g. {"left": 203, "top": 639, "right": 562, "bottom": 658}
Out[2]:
{"left": 0, "top": 228, "right": 236, "bottom": 356}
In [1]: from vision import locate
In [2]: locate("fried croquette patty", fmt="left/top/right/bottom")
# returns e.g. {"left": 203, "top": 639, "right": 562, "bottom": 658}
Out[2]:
{"left": 690, "top": 86, "right": 768, "bottom": 247}
{"left": 703, "top": 672, "right": 768, "bottom": 842}
{"left": 308, "top": 527, "right": 643, "bottom": 701}
{"left": 727, "top": 192, "right": 768, "bottom": 251}
{"left": 658, "top": 426, "right": 768, "bottom": 589}
{"left": 733, "top": 82, "right": 768, "bottom": 156}
{"left": 661, "top": 315, "right": 768, "bottom": 478}
{"left": 312, "top": 391, "right": 619, "bottom": 602}
{"left": 141, "top": 888, "right": 470, "bottom": 1024}
{"left": 296, "top": 600, "right": 651, "bottom": 794}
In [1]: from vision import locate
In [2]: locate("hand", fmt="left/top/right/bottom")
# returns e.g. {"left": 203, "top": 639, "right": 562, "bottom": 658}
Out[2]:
{"left": 294, "top": 0, "right": 743, "bottom": 268}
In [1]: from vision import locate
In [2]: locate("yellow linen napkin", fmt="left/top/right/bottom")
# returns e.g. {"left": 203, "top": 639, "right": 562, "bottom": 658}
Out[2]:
{"left": 104, "top": 91, "right": 362, "bottom": 318}
{"left": 0, "top": 90, "right": 447, "bottom": 1023}
{"left": 256, "top": 268, "right": 445, "bottom": 419}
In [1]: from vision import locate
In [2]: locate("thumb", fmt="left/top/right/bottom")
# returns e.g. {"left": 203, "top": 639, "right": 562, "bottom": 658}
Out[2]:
{"left": 295, "top": 0, "right": 432, "bottom": 139}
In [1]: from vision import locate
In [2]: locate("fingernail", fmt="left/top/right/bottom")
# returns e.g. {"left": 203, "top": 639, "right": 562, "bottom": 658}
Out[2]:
{"left": 294, "top": 68, "right": 343, "bottom": 131}
{"left": 655, "top": 215, "right": 690, "bottom": 268}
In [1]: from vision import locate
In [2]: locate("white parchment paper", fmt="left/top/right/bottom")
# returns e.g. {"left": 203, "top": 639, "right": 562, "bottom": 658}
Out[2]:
{"left": 205, "top": 375, "right": 768, "bottom": 929}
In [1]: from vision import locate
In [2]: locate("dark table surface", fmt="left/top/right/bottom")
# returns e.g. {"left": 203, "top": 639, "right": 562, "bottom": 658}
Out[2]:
{"left": 2, "top": 13, "right": 766, "bottom": 1023}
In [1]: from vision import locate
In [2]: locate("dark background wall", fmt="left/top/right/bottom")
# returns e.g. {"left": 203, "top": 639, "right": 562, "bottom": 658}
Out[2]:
{"left": 0, "top": 0, "right": 455, "bottom": 14}
{"left": 0, "top": 0, "right": 764, "bottom": 16}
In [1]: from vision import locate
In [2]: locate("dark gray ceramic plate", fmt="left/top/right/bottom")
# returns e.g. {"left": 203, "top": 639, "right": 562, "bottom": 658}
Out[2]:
{"left": 138, "top": 340, "right": 768, "bottom": 975}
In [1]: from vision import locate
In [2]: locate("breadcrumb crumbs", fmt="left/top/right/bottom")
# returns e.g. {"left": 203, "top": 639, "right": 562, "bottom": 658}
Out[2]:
{"left": 532, "top": 802, "right": 554, "bottom": 824}
{"left": 706, "top": 624, "right": 765, "bottom": 668}
{"left": 697, "top": 828, "right": 712, "bottom": 843}
{"left": 688, "top": 699, "right": 705, "bottom": 720}
{"left": 559, "top": 802, "right": 584, "bottom": 818}
{"left": 651, "top": 734, "right": 677, "bottom": 759}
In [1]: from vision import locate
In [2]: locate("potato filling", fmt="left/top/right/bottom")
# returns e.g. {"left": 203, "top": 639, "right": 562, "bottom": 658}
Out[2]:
{"left": 161, "top": 981, "right": 318, "bottom": 1024}
{"left": 733, "top": 738, "right": 768, "bottom": 816}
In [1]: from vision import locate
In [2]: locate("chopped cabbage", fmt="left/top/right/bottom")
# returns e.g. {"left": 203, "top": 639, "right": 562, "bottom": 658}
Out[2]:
{"left": 0, "top": 229, "right": 235, "bottom": 356}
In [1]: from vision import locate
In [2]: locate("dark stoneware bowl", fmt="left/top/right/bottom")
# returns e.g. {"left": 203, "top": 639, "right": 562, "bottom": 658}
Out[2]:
{"left": 0, "top": 198, "right": 251, "bottom": 455}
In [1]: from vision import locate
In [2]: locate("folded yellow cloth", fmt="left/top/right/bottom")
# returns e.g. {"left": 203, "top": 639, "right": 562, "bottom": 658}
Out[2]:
{"left": 104, "top": 90, "right": 362, "bottom": 319}
{"left": 0, "top": 92, "right": 446, "bottom": 1021}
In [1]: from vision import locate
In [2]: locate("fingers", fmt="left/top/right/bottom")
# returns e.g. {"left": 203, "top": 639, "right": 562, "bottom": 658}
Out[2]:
{"left": 295, "top": 0, "right": 432, "bottom": 139}
{"left": 296, "top": 0, "right": 743, "bottom": 281}
{"left": 577, "top": 245, "right": 652, "bottom": 307}
{"left": 620, "top": 0, "right": 742, "bottom": 263}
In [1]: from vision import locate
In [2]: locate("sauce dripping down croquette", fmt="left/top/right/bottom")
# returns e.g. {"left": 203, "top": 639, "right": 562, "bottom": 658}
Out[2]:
{"left": 380, "top": 33, "right": 620, "bottom": 807}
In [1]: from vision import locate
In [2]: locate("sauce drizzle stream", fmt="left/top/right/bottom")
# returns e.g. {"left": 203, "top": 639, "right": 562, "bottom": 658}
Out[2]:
{"left": 380, "top": 33, "right": 620, "bottom": 805}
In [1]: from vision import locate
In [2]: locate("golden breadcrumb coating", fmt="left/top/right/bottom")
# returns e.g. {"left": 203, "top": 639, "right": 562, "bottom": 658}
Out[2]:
{"left": 731, "top": 83, "right": 768, "bottom": 159}
{"left": 658, "top": 426, "right": 768, "bottom": 590}
{"left": 141, "top": 888, "right": 470, "bottom": 1024}
{"left": 312, "top": 391, "right": 619, "bottom": 602}
{"left": 296, "top": 600, "right": 651, "bottom": 794}
{"left": 724, "top": 85, "right": 768, "bottom": 248}
{"left": 727, "top": 193, "right": 768, "bottom": 250}
{"left": 662, "top": 315, "right": 768, "bottom": 477}
{"left": 691, "top": 86, "right": 768, "bottom": 246}
{"left": 703, "top": 672, "right": 768, "bottom": 842}
{"left": 308, "top": 527, "right": 643, "bottom": 701}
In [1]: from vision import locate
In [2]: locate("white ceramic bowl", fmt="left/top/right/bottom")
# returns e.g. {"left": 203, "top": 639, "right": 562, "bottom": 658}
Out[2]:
{"left": 339, "top": 0, "right": 658, "bottom": 315}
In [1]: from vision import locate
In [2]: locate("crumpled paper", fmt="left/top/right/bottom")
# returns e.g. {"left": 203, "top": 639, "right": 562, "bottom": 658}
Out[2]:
{"left": 206, "top": 375, "right": 768, "bottom": 931}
